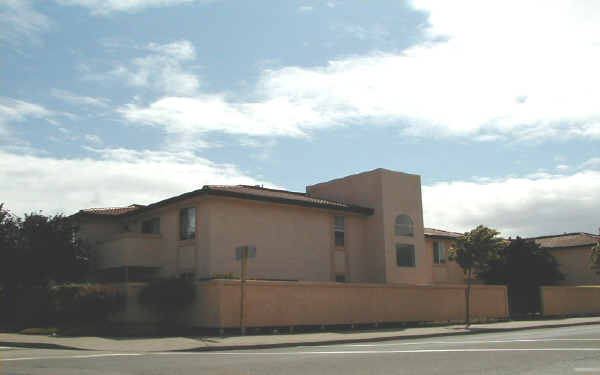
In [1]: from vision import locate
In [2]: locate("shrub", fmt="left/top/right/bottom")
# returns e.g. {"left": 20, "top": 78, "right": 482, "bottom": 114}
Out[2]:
{"left": 48, "top": 283, "right": 125, "bottom": 324}
{"left": 138, "top": 278, "right": 196, "bottom": 323}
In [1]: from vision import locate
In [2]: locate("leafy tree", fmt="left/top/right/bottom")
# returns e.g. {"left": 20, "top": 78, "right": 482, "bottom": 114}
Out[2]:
{"left": 478, "top": 237, "right": 563, "bottom": 315}
{"left": 0, "top": 204, "right": 89, "bottom": 288}
{"left": 448, "top": 225, "right": 506, "bottom": 327}
{"left": 0, "top": 204, "right": 21, "bottom": 289}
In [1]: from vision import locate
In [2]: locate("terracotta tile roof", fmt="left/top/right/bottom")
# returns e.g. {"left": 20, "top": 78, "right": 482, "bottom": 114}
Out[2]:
{"left": 424, "top": 228, "right": 463, "bottom": 239}
{"left": 78, "top": 204, "right": 144, "bottom": 216}
{"left": 201, "top": 185, "right": 373, "bottom": 214}
{"left": 530, "top": 232, "right": 600, "bottom": 249}
{"left": 75, "top": 185, "right": 374, "bottom": 217}
{"left": 206, "top": 185, "right": 355, "bottom": 208}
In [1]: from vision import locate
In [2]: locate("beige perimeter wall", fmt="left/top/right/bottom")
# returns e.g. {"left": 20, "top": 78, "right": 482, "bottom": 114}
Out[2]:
{"left": 112, "top": 280, "right": 509, "bottom": 327}
{"left": 541, "top": 286, "right": 600, "bottom": 316}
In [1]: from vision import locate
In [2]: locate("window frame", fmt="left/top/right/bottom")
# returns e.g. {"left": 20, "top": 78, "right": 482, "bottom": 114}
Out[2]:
{"left": 395, "top": 214, "right": 414, "bottom": 237}
{"left": 396, "top": 243, "right": 416, "bottom": 267}
{"left": 334, "top": 215, "right": 345, "bottom": 247}
{"left": 179, "top": 207, "right": 196, "bottom": 240}
{"left": 141, "top": 217, "right": 160, "bottom": 234}
{"left": 433, "top": 241, "right": 446, "bottom": 264}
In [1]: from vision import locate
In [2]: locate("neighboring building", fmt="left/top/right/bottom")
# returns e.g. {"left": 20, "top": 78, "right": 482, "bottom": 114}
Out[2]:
{"left": 531, "top": 233, "right": 600, "bottom": 285}
{"left": 71, "top": 168, "right": 466, "bottom": 286}
{"left": 423, "top": 228, "right": 467, "bottom": 284}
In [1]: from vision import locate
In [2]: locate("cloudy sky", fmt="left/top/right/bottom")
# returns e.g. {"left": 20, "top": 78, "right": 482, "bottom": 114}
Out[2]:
{"left": 1, "top": 0, "right": 599, "bottom": 237}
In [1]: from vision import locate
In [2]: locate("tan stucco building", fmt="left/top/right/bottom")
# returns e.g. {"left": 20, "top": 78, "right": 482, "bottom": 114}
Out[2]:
{"left": 531, "top": 233, "right": 600, "bottom": 285}
{"left": 72, "top": 168, "right": 466, "bottom": 286}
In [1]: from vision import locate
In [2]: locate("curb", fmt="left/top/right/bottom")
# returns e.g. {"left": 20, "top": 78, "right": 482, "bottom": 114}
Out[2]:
{"left": 175, "top": 320, "right": 600, "bottom": 352}
{"left": 2, "top": 320, "right": 600, "bottom": 352}
{"left": 0, "top": 341, "right": 87, "bottom": 351}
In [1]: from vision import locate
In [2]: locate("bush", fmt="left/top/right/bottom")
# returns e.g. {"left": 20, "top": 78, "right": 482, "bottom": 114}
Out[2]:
{"left": 138, "top": 278, "right": 196, "bottom": 323}
{"left": 1, "top": 283, "right": 125, "bottom": 331}
{"left": 48, "top": 283, "right": 125, "bottom": 325}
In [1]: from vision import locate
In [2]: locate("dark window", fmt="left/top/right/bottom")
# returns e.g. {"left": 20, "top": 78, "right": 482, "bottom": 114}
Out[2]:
{"left": 433, "top": 241, "right": 446, "bottom": 264}
{"left": 180, "top": 207, "right": 196, "bottom": 240}
{"left": 334, "top": 216, "right": 344, "bottom": 247}
{"left": 395, "top": 215, "right": 414, "bottom": 236}
{"left": 335, "top": 274, "right": 346, "bottom": 283}
{"left": 141, "top": 217, "right": 160, "bottom": 234}
{"left": 396, "top": 244, "right": 416, "bottom": 267}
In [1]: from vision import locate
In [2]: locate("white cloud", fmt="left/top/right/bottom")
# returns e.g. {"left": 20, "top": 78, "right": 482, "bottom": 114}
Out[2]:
{"left": 298, "top": 5, "right": 314, "bottom": 13}
{"left": 109, "top": 41, "right": 200, "bottom": 95}
{"left": 55, "top": 0, "right": 213, "bottom": 15}
{"left": 0, "top": 97, "right": 55, "bottom": 136}
{"left": 84, "top": 134, "right": 103, "bottom": 145}
{"left": 51, "top": 89, "right": 110, "bottom": 107}
{"left": 330, "top": 24, "right": 390, "bottom": 41}
{"left": 0, "top": 0, "right": 51, "bottom": 45}
{"left": 119, "top": 2, "right": 600, "bottom": 142}
{"left": 0, "top": 148, "right": 274, "bottom": 217}
{"left": 423, "top": 168, "right": 600, "bottom": 238}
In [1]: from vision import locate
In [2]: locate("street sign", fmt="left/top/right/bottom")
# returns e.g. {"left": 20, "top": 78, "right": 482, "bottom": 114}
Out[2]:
{"left": 236, "top": 246, "right": 256, "bottom": 260}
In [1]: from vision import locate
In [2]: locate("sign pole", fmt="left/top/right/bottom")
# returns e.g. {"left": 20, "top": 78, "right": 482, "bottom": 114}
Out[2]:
{"left": 240, "top": 246, "right": 248, "bottom": 335}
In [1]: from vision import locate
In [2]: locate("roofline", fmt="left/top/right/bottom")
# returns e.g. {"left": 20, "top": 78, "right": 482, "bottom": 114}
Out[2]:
{"left": 527, "top": 232, "right": 600, "bottom": 240}
{"left": 424, "top": 234, "right": 461, "bottom": 240}
{"left": 93, "top": 186, "right": 375, "bottom": 218}
{"left": 544, "top": 243, "right": 599, "bottom": 250}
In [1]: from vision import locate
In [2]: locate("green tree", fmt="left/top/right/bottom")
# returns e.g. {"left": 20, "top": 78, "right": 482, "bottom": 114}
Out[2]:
{"left": 478, "top": 237, "right": 563, "bottom": 315}
{"left": 0, "top": 205, "right": 89, "bottom": 288}
{"left": 448, "top": 225, "right": 506, "bottom": 327}
{"left": 0, "top": 204, "right": 22, "bottom": 289}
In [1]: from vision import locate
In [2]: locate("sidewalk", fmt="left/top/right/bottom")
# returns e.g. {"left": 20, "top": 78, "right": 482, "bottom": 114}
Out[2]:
{"left": 3, "top": 316, "right": 600, "bottom": 353}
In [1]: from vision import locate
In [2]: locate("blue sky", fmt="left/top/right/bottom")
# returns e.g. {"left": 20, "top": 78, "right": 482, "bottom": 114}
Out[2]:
{"left": 1, "top": 0, "right": 599, "bottom": 237}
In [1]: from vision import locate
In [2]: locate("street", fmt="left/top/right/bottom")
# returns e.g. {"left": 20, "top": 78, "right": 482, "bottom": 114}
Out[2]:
{"left": 3, "top": 325, "right": 600, "bottom": 374}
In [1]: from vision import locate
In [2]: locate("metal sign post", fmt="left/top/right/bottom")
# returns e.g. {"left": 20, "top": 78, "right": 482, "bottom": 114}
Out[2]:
{"left": 235, "top": 246, "right": 256, "bottom": 335}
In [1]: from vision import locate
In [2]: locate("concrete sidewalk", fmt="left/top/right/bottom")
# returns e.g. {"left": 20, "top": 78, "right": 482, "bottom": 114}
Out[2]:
{"left": 2, "top": 316, "right": 600, "bottom": 353}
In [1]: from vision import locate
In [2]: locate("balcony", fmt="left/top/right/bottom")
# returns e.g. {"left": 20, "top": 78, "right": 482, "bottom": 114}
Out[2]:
{"left": 95, "top": 232, "right": 162, "bottom": 269}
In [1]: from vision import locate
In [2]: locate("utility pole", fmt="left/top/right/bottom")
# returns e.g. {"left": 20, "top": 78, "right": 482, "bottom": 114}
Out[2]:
{"left": 240, "top": 246, "right": 248, "bottom": 335}
{"left": 236, "top": 245, "right": 255, "bottom": 335}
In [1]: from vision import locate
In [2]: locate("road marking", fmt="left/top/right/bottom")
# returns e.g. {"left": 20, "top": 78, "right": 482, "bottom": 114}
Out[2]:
{"left": 346, "top": 339, "right": 600, "bottom": 347}
{"left": 155, "top": 348, "right": 600, "bottom": 355}
{"left": 575, "top": 369, "right": 600, "bottom": 373}
{"left": 3, "top": 353, "right": 143, "bottom": 362}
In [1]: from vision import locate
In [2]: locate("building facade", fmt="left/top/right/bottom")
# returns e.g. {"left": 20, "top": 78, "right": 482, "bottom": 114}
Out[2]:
{"left": 72, "top": 168, "right": 466, "bottom": 286}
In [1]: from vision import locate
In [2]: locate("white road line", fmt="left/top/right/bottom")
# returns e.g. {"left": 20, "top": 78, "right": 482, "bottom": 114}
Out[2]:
{"left": 575, "top": 369, "right": 600, "bottom": 373}
{"left": 155, "top": 348, "right": 600, "bottom": 355}
{"left": 3, "top": 353, "right": 143, "bottom": 362}
{"left": 346, "top": 339, "right": 600, "bottom": 347}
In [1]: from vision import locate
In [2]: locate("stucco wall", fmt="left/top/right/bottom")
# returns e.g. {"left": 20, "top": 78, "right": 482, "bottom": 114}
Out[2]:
{"left": 307, "top": 169, "right": 431, "bottom": 284}
{"left": 307, "top": 169, "right": 385, "bottom": 282}
{"left": 426, "top": 238, "right": 467, "bottom": 285}
{"left": 541, "top": 286, "right": 600, "bottom": 316}
{"left": 111, "top": 280, "right": 507, "bottom": 328}
{"left": 96, "top": 232, "right": 162, "bottom": 269}
{"left": 549, "top": 247, "right": 599, "bottom": 285}
{"left": 206, "top": 197, "right": 368, "bottom": 282}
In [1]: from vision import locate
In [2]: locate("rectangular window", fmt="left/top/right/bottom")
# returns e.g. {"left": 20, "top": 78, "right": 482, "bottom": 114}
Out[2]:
{"left": 433, "top": 241, "right": 446, "bottom": 264}
{"left": 334, "top": 216, "right": 345, "bottom": 247}
{"left": 179, "top": 207, "right": 196, "bottom": 240}
{"left": 335, "top": 274, "right": 346, "bottom": 283}
{"left": 396, "top": 244, "right": 416, "bottom": 267}
{"left": 141, "top": 217, "right": 160, "bottom": 234}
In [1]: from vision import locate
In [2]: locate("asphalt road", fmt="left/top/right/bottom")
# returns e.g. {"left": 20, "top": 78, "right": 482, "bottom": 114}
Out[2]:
{"left": 4, "top": 325, "right": 600, "bottom": 375}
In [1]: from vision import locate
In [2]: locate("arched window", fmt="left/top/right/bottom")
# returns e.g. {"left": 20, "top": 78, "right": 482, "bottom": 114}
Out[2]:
{"left": 395, "top": 215, "right": 414, "bottom": 236}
